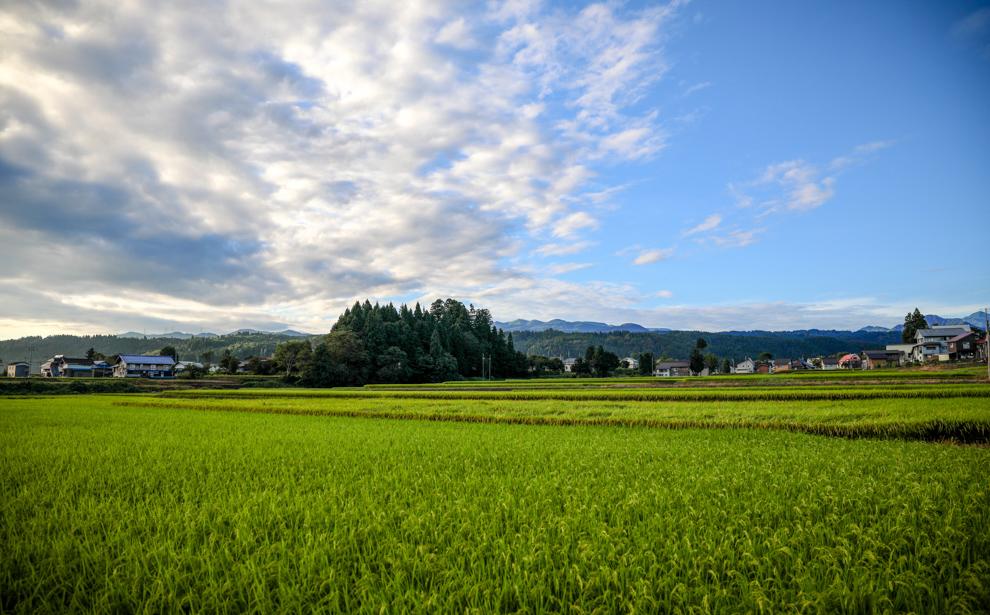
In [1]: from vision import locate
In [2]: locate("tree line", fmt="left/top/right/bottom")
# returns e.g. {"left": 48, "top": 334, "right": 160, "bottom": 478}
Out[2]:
{"left": 276, "top": 299, "right": 530, "bottom": 386}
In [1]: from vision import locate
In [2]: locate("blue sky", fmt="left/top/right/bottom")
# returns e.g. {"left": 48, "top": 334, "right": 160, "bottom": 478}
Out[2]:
{"left": 0, "top": 0, "right": 987, "bottom": 336}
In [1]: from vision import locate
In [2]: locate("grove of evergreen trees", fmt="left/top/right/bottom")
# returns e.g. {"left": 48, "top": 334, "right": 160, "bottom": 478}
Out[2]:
{"left": 295, "top": 299, "right": 529, "bottom": 387}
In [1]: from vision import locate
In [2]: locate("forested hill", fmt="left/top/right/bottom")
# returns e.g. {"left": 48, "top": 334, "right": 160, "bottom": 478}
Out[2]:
{"left": 0, "top": 324, "right": 903, "bottom": 371}
{"left": 0, "top": 332, "right": 310, "bottom": 372}
{"left": 511, "top": 329, "right": 902, "bottom": 361}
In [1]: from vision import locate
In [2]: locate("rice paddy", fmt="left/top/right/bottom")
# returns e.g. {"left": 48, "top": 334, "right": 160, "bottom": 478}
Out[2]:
{"left": 2, "top": 374, "right": 989, "bottom": 611}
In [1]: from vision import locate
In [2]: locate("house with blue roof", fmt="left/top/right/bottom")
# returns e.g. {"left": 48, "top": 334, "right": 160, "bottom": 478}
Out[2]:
{"left": 113, "top": 355, "right": 176, "bottom": 378}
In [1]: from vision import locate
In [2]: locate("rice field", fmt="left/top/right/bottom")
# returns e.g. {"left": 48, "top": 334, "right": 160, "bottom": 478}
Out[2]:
{"left": 2, "top": 376, "right": 989, "bottom": 611}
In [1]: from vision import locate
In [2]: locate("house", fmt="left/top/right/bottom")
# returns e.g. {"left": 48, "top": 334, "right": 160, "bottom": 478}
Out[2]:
{"left": 947, "top": 332, "right": 980, "bottom": 361}
{"left": 113, "top": 355, "right": 176, "bottom": 378}
{"left": 821, "top": 356, "right": 839, "bottom": 370}
{"left": 838, "top": 353, "right": 862, "bottom": 369}
{"left": 6, "top": 362, "right": 30, "bottom": 378}
{"left": 913, "top": 326, "right": 972, "bottom": 362}
{"left": 621, "top": 357, "right": 640, "bottom": 370}
{"left": 732, "top": 358, "right": 755, "bottom": 374}
{"left": 772, "top": 358, "right": 792, "bottom": 373}
{"left": 174, "top": 361, "right": 204, "bottom": 373}
{"left": 40, "top": 355, "right": 112, "bottom": 378}
{"left": 654, "top": 361, "right": 692, "bottom": 377}
{"left": 884, "top": 343, "right": 918, "bottom": 363}
{"left": 562, "top": 358, "right": 578, "bottom": 373}
{"left": 861, "top": 350, "right": 902, "bottom": 370}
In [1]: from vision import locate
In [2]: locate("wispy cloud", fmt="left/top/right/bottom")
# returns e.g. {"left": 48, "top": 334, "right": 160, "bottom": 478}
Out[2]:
{"left": 730, "top": 141, "right": 894, "bottom": 219}
{"left": 553, "top": 211, "right": 599, "bottom": 238}
{"left": 633, "top": 247, "right": 674, "bottom": 265}
{"left": 533, "top": 241, "right": 594, "bottom": 257}
{"left": 711, "top": 228, "right": 763, "bottom": 248}
{"left": 547, "top": 262, "right": 592, "bottom": 275}
{"left": 683, "top": 213, "right": 722, "bottom": 235}
{"left": 655, "top": 289, "right": 673, "bottom": 298}
{"left": 682, "top": 81, "right": 712, "bottom": 96}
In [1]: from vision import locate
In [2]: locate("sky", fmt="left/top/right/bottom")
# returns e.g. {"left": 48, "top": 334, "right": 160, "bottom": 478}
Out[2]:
{"left": 0, "top": 0, "right": 988, "bottom": 338}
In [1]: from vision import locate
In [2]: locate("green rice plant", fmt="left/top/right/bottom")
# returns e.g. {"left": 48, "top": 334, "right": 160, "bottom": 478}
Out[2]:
{"left": 120, "top": 392, "right": 990, "bottom": 443}
{"left": 1, "top": 396, "right": 988, "bottom": 612}
{"left": 160, "top": 383, "right": 990, "bottom": 403}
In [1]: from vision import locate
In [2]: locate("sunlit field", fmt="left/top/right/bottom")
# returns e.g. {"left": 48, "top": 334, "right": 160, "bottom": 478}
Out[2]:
{"left": 2, "top": 375, "right": 989, "bottom": 611}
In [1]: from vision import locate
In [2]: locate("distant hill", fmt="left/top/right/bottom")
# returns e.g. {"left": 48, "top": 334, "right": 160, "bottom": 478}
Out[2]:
{"left": 118, "top": 329, "right": 310, "bottom": 339}
{"left": 496, "top": 319, "right": 670, "bottom": 333}
{"left": 510, "top": 329, "right": 902, "bottom": 361}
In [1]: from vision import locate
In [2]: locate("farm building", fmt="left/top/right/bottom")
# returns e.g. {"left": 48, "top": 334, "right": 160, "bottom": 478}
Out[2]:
{"left": 654, "top": 361, "right": 692, "bottom": 377}
{"left": 40, "top": 356, "right": 112, "bottom": 378}
{"left": 6, "top": 362, "right": 30, "bottom": 378}
{"left": 562, "top": 358, "right": 578, "bottom": 373}
{"left": 838, "top": 353, "right": 862, "bottom": 369}
{"left": 820, "top": 356, "right": 839, "bottom": 370}
{"left": 947, "top": 332, "right": 980, "bottom": 361}
{"left": 113, "top": 355, "right": 176, "bottom": 378}
{"left": 861, "top": 350, "right": 902, "bottom": 369}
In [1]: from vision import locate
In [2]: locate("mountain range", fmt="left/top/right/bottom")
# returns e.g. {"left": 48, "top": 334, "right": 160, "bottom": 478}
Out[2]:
{"left": 117, "top": 329, "right": 311, "bottom": 339}
{"left": 495, "top": 319, "right": 671, "bottom": 334}
{"left": 855, "top": 312, "right": 987, "bottom": 333}
{"left": 497, "top": 312, "right": 987, "bottom": 335}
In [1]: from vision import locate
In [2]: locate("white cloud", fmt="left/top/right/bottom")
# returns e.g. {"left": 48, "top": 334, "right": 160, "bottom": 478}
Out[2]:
{"left": 655, "top": 289, "right": 673, "bottom": 298}
{"left": 553, "top": 211, "right": 599, "bottom": 238}
{"left": 683, "top": 213, "right": 722, "bottom": 235}
{"left": 0, "top": 0, "right": 681, "bottom": 336}
{"left": 682, "top": 81, "right": 712, "bottom": 96}
{"left": 711, "top": 229, "right": 762, "bottom": 248}
{"left": 547, "top": 262, "right": 592, "bottom": 275}
{"left": 633, "top": 247, "right": 674, "bottom": 265}
{"left": 533, "top": 241, "right": 594, "bottom": 257}
{"left": 435, "top": 17, "right": 476, "bottom": 49}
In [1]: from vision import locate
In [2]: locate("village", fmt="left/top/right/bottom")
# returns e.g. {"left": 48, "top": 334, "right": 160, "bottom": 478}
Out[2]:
{"left": 6, "top": 323, "right": 986, "bottom": 380}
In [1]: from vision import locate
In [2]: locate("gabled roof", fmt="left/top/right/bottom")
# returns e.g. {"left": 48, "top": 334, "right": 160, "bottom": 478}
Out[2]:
{"left": 949, "top": 332, "right": 977, "bottom": 342}
{"left": 57, "top": 357, "right": 94, "bottom": 365}
{"left": 838, "top": 353, "right": 861, "bottom": 364}
{"left": 917, "top": 327, "right": 969, "bottom": 338}
{"left": 656, "top": 361, "right": 690, "bottom": 369}
{"left": 116, "top": 354, "right": 176, "bottom": 365}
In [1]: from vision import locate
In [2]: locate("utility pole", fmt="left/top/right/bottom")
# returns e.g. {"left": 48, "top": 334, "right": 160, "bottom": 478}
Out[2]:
{"left": 984, "top": 308, "right": 989, "bottom": 382}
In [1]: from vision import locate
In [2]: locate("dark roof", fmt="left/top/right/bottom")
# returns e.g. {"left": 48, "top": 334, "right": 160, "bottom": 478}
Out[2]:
{"left": 656, "top": 361, "right": 690, "bottom": 369}
{"left": 822, "top": 356, "right": 838, "bottom": 364}
{"left": 58, "top": 357, "right": 94, "bottom": 365}
{"left": 116, "top": 354, "right": 176, "bottom": 365}
{"left": 917, "top": 327, "right": 969, "bottom": 338}
{"left": 949, "top": 332, "right": 977, "bottom": 342}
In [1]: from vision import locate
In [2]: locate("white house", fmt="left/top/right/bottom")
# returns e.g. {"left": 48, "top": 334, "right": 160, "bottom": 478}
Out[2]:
{"left": 911, "top": 326, "right": 972, "bottom": 362}
{"left": 622, "top": 356, "right": 639, "bottom": 370}
{"left": 563, "top": 358, "right": 578, "bottom": 373}
{"left": 732, "top": 358, "right": 755, "bottom": 374}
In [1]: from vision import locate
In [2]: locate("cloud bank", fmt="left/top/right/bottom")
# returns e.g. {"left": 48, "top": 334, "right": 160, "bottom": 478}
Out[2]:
{"left": 0, "top": 0, "right": 677, "bottom": 336}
